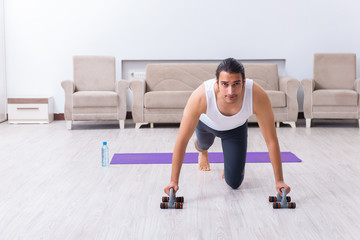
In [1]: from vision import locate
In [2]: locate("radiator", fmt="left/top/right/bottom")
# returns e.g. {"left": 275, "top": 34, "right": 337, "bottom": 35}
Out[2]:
{"left": 131, "top": 72, "right": 146, "bottom": 79}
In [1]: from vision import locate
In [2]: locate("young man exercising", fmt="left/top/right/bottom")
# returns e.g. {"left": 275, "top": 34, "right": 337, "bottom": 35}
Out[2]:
{"left": 164, "top": 58, "right": 291, "bottom": 196}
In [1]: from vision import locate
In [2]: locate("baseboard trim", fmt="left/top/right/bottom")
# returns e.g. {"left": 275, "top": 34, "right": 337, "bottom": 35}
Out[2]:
{"left": 298, "top": 112, "right": 304, "bottom": 119}
{"left": 54, "top": 112, "right": 302, "bottom": 121}
{"left": 54, "top": 112, "right": 133, "bottom": 120}
{"left": 126, "top": 112, "right": 132, "bottom": 119}
{"left": 54, "top": 114, "right": 65, "bottom": 120}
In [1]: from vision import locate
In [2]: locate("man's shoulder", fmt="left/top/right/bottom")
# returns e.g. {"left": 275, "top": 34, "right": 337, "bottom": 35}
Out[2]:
{"left": 252, "top": 82, "right": 271, "bottom": 113}
{"left": 187, "top": 83, "right": 207, "bottom": 114}
{"left": 252, "top": 82, "right": 268, "bottom": 105}
{"left": 192, "top": 83, "right": 207, "bottom": 102}
{"left": 252, "top": 82, "right": 266, "bottom": 98}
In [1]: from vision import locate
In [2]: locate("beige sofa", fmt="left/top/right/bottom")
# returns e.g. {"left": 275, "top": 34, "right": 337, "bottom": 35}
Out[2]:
{"left": 301, "top": 53, "right": 360, "bottom": 128}
{"left": 61, "top": 56, "right": 128, "bottom": 130}
{"left": 130, "top": 63, "right": 300, "bottom": 128}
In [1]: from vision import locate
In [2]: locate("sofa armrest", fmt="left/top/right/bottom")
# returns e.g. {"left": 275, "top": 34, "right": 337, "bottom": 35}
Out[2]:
{"left": 279, "top": 76, "right": 300, "bottom": 121}
{"left": 116, "top": 80, "right": 129, "bottom": 120}
{"left": 279, "top": 76, "right": 300, "bottom": 93}
{"left": 355, "top": 79, "right": 360, "bottom": 111}
{"left": 355, "top": 78, "right": 360, "bottom": 93}
{"left": 61, "top": 80, "right": 75, "bottom": 120}
{"left": 129, "top": 78, "right": 146, "bottom": 123}
{"left": 301, "top": 78, "right": 315, "bottom": 119}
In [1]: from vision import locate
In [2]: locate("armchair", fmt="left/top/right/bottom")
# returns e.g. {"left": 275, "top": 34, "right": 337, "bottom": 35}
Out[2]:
{"left": 301, "top": 53, "right": 359, "bottom": 127}
{"left": 61, "top": 56, "right": 128, "bottom": 130}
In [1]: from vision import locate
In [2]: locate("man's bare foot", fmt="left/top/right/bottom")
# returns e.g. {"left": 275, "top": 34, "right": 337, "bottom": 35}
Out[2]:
{"left": 222, "top": 170, "right": 225, "bottom": 179}
{"left": 195, "top": 139, "right": 210, "bottom": 171}
{"left": 198, "top": 151, "right": 210, "bottom": 171}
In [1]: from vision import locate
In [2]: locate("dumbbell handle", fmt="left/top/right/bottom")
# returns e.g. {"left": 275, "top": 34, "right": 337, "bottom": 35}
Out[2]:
{"left": 269, "top": 196, "right": 291, "bottom": 202}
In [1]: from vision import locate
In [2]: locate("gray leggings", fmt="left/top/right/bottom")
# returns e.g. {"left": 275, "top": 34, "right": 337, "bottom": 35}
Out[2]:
{"left": 195, "top": 120, "right": 248, "bottom": 189}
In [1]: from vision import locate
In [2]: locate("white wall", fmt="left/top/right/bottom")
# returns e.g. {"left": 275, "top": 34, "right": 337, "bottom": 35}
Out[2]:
{"left": 4, "top": 0, "right": 360, "bottom": 113}
{"left": 0, "top": 0, "right": 6, "bottom": 121}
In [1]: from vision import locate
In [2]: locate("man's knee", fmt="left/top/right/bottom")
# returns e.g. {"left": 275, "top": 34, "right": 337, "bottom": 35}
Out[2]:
{"left": 225, "top": 169, "right": 245, "bottom": 189}
{"left": 196, "top": 139, "right": 213, "bottom": 151}
{"left": 225, "top": 176, "right": 244, "bottom": 189}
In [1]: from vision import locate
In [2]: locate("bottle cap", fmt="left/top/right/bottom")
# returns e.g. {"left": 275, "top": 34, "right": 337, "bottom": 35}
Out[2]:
{"left": 103, "top": 141, "right": 107, "bottom": 145}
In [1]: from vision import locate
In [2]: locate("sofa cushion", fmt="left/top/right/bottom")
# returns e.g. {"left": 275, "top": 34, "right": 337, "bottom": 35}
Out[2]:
{"left": 146, "top": 64, "right": 217, "bottom": 91}
{"left": 266, "top": 90, "right": 286, "bottom": 107}
{"left": 243, "top": 63, "right": 279, "bottom": 90}
{"left": 144, "top": 91, "right": 193, "bottom": 109}
{"left": 73, "top": 91, "right": 118, "bottom": 107}
{"left": 312, "top": 89, "right": 357, "bottom": 106}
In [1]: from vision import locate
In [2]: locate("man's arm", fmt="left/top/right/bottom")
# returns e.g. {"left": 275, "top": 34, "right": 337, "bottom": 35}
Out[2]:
{"left": 164, "top": 85, "right": 206, "bottom": 195}
{"left": 253, "top": 83, "right": 291, "bottom": 195}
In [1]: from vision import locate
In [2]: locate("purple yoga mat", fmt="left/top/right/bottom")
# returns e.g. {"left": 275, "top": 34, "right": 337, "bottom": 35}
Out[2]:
{"left": 110, "top": 152, "right": 301, "bottom": 164}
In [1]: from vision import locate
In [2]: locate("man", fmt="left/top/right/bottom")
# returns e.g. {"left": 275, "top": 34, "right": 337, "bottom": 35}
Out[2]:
{"left": 164, "top": 58, "right": 291, "bottom": 197}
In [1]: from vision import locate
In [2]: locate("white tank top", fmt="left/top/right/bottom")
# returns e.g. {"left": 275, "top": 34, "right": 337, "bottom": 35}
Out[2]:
{"left": 199, "top": 78, "right": 253, "bottom": 131}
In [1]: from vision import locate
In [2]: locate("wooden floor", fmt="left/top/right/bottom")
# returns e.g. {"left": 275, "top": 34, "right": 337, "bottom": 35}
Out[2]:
{"left": 0, "top": 119, "right": 359, "bottom": 240}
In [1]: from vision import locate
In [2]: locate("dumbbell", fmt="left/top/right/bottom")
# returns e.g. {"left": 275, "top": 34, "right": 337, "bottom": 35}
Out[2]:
{"left": 162, "top": 196, "right": 184, "bottom": 203}
{"left": 269, "top": 193, "right": 291, "bottom": 203}
{"left": 270, "top": 188, "right": 296, "bottom": 209}
{"left": 160, "top": 188, "right": 184, "bottom": 209}
{"left": 273, "top": 202, "right": 296, "bottom": 209}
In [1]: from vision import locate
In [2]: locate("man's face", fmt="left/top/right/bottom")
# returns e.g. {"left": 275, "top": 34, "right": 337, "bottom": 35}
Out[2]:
{"left": 216, "top": 71, "right": 244, "bottom": 104}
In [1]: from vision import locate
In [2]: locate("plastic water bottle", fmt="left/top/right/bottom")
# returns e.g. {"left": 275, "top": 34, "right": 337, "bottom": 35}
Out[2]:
{"left": 102, "top": 141, "right": 109, "bottom": 167}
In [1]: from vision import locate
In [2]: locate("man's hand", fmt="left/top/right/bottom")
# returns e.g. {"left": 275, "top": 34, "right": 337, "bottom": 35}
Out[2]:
{"left": 276, "top": 181, "right": 291, "bottom": 196}
{"left": 164, "top": 181, "right": 179, "bottom": 196}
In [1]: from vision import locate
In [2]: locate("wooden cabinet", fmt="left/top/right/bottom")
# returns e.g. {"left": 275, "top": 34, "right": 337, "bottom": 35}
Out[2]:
{"left": 8, "top": 97, "right": 54, "bottom": 124}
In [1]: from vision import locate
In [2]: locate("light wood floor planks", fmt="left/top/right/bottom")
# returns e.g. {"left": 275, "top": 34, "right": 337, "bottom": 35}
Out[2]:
{"left": 0, "top": 119, "right": 359, "bottom": 240}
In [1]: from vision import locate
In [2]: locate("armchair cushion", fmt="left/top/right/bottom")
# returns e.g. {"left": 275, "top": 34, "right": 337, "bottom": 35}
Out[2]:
{"left": 312, "top": 90, "right": 357, "bottom": 106}
{"left": 73, "top": 91, "right": 119, "bottom": 107}
{"left": 314, "top": 53, "right": 356, "bottom": 90}
{"left": 74, "top": 56, "right": 116, "bottom": 91}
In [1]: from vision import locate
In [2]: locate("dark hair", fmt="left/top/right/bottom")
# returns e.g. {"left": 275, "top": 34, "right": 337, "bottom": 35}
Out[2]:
{"left": 215, "top": 58, "right": 245, "bottom": 81}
